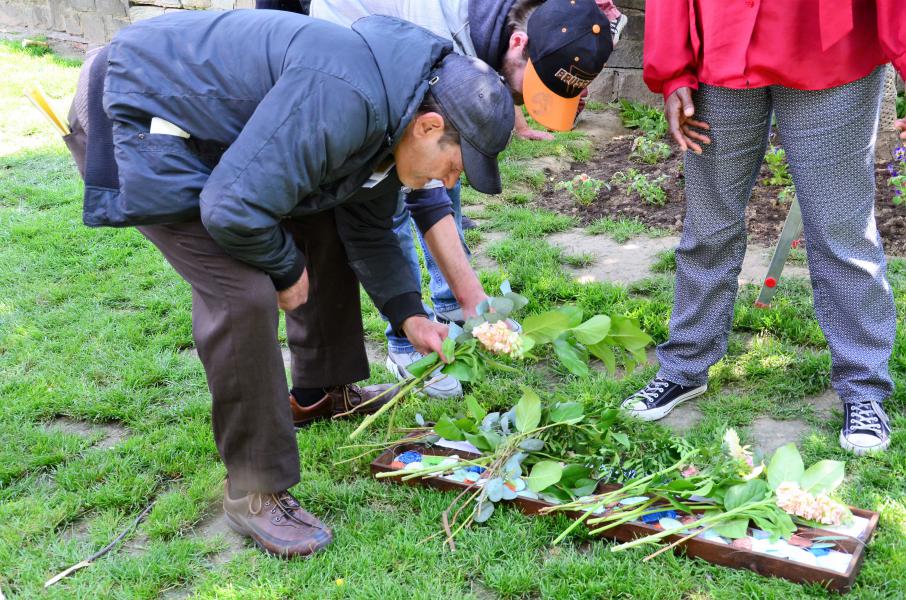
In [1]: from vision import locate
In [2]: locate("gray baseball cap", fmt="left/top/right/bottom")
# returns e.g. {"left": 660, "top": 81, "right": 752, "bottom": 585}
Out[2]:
{"left": 428, "top": 54, "right": 515, "bottom": 195}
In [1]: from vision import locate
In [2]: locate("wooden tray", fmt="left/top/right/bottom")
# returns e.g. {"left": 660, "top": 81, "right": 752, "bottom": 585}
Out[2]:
{"left": 371, "top": 442, "right": 879, "bottom": 593}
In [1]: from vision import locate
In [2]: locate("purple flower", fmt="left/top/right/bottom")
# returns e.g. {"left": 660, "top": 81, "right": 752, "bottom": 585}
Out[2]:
{"left": 894, "top": 146, "right": 906, "bottom": 162}
{"left": 888, "top": 164, "right": 899, "bottom": 176}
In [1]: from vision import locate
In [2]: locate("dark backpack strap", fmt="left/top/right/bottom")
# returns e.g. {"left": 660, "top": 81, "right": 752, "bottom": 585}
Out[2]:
{"left": 84, "top": 45, "right": 118, "bottom": 191}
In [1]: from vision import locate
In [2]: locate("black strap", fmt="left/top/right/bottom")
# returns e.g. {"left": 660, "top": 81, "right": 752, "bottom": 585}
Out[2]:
{"left": 84, "top": 46, "right": 118, "bottom": 191}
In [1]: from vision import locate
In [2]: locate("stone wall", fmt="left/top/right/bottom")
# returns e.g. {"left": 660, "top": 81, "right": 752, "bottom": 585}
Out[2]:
{"left": 589, "top": 0, "right": 657, "bottom": 107}
{"left": 0, "top": 0, "right": 254, "bottom": 45}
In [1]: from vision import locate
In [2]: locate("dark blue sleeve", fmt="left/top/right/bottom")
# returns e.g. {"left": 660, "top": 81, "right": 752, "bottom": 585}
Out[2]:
{"left": 255, "top": 0, "right": 308, "bottom": 13}
{"left": 405, "top": 186, "right": 454, "bottom": 235}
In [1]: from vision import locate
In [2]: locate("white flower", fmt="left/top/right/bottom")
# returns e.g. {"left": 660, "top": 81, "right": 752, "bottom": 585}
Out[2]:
{"left": 775, "top": 482, "right": 850, "bottom": 525}
{"left": 472, "top": 321, "right": 522, "bottom": 357}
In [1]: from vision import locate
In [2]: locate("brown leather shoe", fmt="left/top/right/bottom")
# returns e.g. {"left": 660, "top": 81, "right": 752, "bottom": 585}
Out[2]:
{"left": 223, "top": 483, "right": 332, "bottom": 558}
{"left": 289, "top": 383, "right": 399, "bottom": 428}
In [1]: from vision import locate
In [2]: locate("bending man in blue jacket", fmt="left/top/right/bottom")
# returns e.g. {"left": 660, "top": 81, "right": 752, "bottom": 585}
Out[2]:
{"left": 66, "top": 10, "right": 514, "bottom": 557}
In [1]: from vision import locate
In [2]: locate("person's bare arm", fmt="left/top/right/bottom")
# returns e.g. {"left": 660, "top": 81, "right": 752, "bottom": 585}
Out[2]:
{"left": 422, "top": 214, "right": 488, "bottom": 317}
{"left": 514, "top": 106, "right": 554, "bottom": 141}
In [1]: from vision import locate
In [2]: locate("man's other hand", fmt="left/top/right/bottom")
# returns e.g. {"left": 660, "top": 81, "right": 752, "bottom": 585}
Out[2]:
{"left": 666, "top": 87, "right": 711, "bottom": 154}
{"left": 277, "top": 269, "right": 309, "bottom": 312}
{"left": 895, "top": 117, "right": 906, "bottom": 141}
{"left": 402, "top": 316, "right": 451, "bottom": 362}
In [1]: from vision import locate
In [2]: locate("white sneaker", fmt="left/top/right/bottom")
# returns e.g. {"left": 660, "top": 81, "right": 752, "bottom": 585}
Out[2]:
{"left": 610, "top": 14, "right": 629, "bottom": 46}
{"left": 386, "top": 350, "right": 463, "bottom": 399}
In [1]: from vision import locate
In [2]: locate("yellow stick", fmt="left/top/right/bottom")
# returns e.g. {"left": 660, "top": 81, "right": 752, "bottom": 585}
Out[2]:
{"left": 24, "top": 83, "right": 70, "bottom": 136}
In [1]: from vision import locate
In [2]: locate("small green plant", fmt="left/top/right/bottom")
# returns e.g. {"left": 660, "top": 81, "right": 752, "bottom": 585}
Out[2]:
{"left": 630, "top": 135, "right": 671, "bottom": 164}
{"left": 611, "top": 169, "right": 668, "bottom": 205}
{"left": 764, "top": 145, "right": 792, "bottom": 186}
{"left": 897, "top": 91, "right": 904, "bottom": 118}
{"left": 556, "top": 173, "right": 609, "bottom": 206}
{"left": 775, "top": 185, "right": 797, "bottom": 206}
{"left": 563, "top": 252, "right": 595, "bottom": 268}
{"left": 618, "top": 99, "right": 668, "bottom": 138}
{"left": 888, "top": 146, "right": 906, "bottom": 205}
{"left": 503, "top": 190, "right": 531, "bottom": 205}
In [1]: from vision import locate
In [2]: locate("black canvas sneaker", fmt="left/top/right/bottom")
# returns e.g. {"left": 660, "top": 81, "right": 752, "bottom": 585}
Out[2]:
{"left": 610, "top": 14, "right": 629, "bottom": 46}
{"left": 839, "top": 400, "right": 891, "bottom": 455}
{"left": 621, "top": 376, "right": 708, "bottom": 421}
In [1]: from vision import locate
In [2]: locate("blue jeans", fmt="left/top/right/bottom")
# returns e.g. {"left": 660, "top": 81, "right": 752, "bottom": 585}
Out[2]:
{"left": 385, "top": 182, "right": 468, "bottom": 353}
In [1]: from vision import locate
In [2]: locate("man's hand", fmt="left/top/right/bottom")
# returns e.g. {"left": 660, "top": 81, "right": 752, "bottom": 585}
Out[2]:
{"left": 402, "top": 316, "right": 451, "bottom": 362}
{"left": 665, "top": 87, "right": 711, "bottom": 154}
{"left": 277, "top": 269, "right": 309, "bottom": 312}
{"left": 515, "top": 126, "right": 555, "bottom": 141}
{"left": 896, "top": 117, "right": 906, "bottom": 141}
{"left": 514, "top": 107, "right": 555, "bottom": 141}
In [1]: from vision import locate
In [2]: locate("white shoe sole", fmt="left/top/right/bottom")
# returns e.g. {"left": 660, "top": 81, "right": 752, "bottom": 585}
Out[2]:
{"left": 838, "top": 431, "right": 890, "bottom": 456}
{"left": 384, "top": 356, "right": 462, "bottom": 399}
{"left": 621, "top": 385, "right": 707, "bottom": 422}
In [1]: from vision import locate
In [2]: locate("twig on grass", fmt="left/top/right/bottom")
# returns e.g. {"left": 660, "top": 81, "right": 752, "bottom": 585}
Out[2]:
{"left": 44, "top": 501, "right": 155, "bottom": 588}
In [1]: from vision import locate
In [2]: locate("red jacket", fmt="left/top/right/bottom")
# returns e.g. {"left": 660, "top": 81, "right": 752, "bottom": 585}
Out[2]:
{"left": 643, "top": 0, "right": 906, "bottom": 100}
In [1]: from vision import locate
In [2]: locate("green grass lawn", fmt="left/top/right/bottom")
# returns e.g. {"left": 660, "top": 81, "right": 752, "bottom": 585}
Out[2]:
{"left": 1, "top": 42, "right": 904, "bottom": 600}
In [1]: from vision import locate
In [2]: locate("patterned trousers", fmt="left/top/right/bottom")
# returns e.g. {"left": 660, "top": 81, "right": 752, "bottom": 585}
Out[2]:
{"left": 657, "top": 66, "right": 896, "bottom": 404}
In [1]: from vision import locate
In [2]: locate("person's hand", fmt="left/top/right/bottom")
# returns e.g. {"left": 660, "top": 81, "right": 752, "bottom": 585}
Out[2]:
{"left": 402, "top": 316, "right": 451, "bottom": 362}
{"left": 277, "top": 269, "right": 309, "bottom": 312}
{"left": 460, "top": 292, "right": 490, "bottom": 320}
{"left": 515, "top": 126, "right": 555, "bottom": 141}
{"left": 665, "top": 87, "right": 711, "bottom": 154}
{"left": 895, "top": 117, "right": 906, "bottom": 141}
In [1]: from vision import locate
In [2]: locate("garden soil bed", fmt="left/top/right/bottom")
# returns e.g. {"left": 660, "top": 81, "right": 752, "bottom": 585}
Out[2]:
{"left": 536, "top": 136, "right": 906, "bottom": 257}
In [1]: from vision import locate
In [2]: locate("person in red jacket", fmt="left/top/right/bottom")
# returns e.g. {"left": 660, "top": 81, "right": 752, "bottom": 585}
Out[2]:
{"left": 622, "top": 1, "right": 906, "bottom": 455}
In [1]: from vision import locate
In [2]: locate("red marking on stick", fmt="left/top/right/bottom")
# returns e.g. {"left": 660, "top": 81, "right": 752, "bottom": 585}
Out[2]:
{"left": 765, "top": 277, "right": 777, "bottom": 288}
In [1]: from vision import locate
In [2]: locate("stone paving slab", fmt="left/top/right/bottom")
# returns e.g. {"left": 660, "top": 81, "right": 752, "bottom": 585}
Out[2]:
{"left": 544, "top": 228, "right": 811, "bottom": 287}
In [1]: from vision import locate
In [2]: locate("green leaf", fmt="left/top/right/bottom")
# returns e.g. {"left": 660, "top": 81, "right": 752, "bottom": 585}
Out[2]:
{"left": 500, "top": 280, "right": 513, "bottom": 295}
{"left": 488, "top": 297, "right": 515, "bottom": 320}
{"left": 504, "top": 292, "right": 529, "bottom": 312}
{"left": 441, "top": 336, "right": 455, "bottom": 361}
{"left": 587, "top": 341, "right": 616, "bottom": 375}
{"left": 527, "top": 460, "right": 563, "bottom": 492}
{"left": 559, "top": 305, "right": 584, "bottom": 327}
{"left": 440, "top": 360, "right": 478, "bottom": 382}
{"left": 610, "top": 431, "right": 630, "bottom": 448}
{"left": 521, "top": 311, "right": 571, "bottom": 344}
{"left": 549, "top": 402, "right": 584, "bottom": 424}
{"left": 559, "top": 464, "right": 591, "bottom": 488}
{"left": 767, "top": 443, "right": 805, "bottom": 489}
{"left": 407, "top": 352, "right": 439, "bottom": 378}
{"left": 607, "top": 316, "right": 654, "bottom": 351}
{"left": 465, "top": 396, "right": 487, "bottom": 422}
{"left": 518, "top": 334, "right": 535, "bottom": 356}
{"left": 571, "top": 315, "right": 612, "bottom": 345}
{"left": 463, "top": 316, "right": 486, "bottom": 334}
{"left": 514, "top": 387, "right": 542, "bottom": 433}
{"left": 572, "top": 478, "right": 598, "bottom": 497}
{"left": 465, "top": 432, "right": 493, "bottom": 452}
{"left": 553, "top": 338, "right": 589, "bottom": 377}
{"left": 800, "top": 460, "right": 845, "bottom": 494}
{"left": 713, "top": 518, "right": 750, "bottom": 539}
{"left": 434, "top": 415, "right": 463, "bottom": 441}
{"left": 724, "top": 479, "right": 769, "bottom": 511}
{"left": 473, "top": 500, "right": 494, "bottom": 523}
